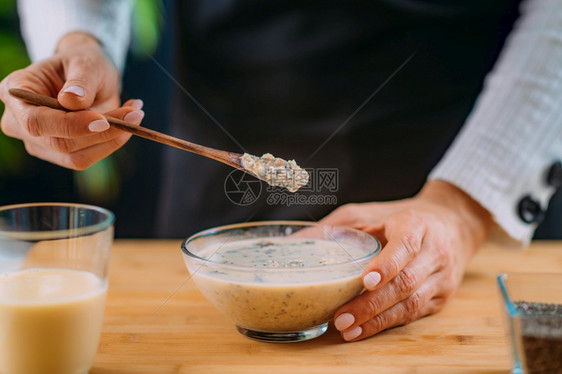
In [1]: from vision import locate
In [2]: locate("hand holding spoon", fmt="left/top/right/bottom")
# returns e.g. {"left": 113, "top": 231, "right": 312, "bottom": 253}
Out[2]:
{"left": 9, "top": 88, "right": 308, "bottom": 192}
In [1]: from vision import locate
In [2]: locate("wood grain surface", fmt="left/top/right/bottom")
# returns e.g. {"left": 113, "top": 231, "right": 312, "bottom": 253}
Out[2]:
{"left": 91, "top": 240, "right": 562, "bottom": 374}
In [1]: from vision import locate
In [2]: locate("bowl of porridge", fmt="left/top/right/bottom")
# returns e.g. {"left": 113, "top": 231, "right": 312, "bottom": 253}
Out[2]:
{"left": 181, "top": 221, "right": 380, "bottom": 343}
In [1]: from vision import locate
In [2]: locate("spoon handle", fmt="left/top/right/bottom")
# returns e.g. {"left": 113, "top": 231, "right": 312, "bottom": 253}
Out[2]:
{"left": 8, "top": 88, "right": 243, "bottom": 168}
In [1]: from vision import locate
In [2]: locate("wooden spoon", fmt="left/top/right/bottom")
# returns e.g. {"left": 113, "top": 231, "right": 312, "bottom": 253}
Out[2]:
{"left": 8, "top": 88, "right": 243, "bottom": 169}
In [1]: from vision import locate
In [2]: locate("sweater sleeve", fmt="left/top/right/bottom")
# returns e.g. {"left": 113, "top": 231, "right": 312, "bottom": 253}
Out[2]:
{"left": 17, "top": 0, "right": 133, "bottom": 70}
{"left": 429, "top": 0, "right": 562, "bottom": 246}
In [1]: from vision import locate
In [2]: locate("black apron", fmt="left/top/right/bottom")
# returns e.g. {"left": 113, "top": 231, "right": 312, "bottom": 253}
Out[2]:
{"left": 156, "top": 0, "right": 521, "bottom": 238}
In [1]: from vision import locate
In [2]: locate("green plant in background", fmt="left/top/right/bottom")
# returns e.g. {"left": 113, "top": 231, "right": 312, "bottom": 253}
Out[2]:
{"left": 0, "top": 0, "right": 31, "bottom": 176}
{"left": 0, "top": 0, "right": 162, "bottom": 204}
{"left": 131, "top": 0, "right": 164, "bottom": 58}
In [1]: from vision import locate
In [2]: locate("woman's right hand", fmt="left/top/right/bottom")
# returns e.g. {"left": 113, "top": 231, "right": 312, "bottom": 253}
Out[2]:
{"left": 0, "top": 32, "right": 144, "bottom": 170}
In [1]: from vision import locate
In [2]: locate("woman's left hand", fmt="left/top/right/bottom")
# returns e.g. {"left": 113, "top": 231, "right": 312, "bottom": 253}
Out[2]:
{"left": 320, "top": 180, "right": 492, "bottom": 341}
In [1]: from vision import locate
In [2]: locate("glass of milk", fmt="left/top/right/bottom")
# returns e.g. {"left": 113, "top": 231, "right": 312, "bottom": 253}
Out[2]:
{"left": 0, "top": 203, "right": 114, "bottom": 374}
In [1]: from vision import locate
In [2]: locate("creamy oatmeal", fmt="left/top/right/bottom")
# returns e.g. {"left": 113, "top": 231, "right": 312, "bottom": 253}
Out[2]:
{"left": 188, "top": 237, "right": 366, "bottom": 332}
{"left": 240, "top": 153, "right": 309, "bottom": 193}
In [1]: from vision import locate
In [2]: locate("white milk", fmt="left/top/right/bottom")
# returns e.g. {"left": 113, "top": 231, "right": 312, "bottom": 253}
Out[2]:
{"left": 0, "top": 268, "right": 107, "bottom": 374}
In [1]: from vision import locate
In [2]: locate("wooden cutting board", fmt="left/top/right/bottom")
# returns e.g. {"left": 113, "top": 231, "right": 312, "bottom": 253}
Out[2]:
{"left": 90, "top": 240, "right": 562, "bottom": 374}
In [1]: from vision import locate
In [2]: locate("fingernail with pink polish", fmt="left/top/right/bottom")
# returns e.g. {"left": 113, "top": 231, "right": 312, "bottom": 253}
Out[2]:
{"left": 342, "top": 326, "right": 362, "bottom": 341}
{"left": 334, "top": 313, "right": 355, "bottom": 331}
{"left": 63, "top": 85, "right": 85, "bottom": 97}
{"left": 130, "top": 99, "right": 144, "bottom": 110}
{"left": 88, "top": 119, "right": 110, "bottom": 132}
{"left": 363, "top": 271, "right": 381, "bottom": 290}
{"left": 124, "top": 110, "right": 145, "bottom": 123}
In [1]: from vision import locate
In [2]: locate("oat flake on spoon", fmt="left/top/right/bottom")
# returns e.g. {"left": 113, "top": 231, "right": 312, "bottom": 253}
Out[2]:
{"left": 241, "top": 153, "right": 309, "bottom": 193}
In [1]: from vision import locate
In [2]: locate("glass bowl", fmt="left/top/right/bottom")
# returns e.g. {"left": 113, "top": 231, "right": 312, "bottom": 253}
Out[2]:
{"left": 181, "top": 221, "right": 380, "bottom": 343}
{"left": 497, "top": 273, "right": 562, "bottom": 374}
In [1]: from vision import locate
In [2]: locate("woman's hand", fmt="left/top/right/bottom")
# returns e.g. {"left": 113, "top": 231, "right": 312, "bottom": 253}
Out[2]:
{"left": 0, "top": 32, "right": 144, "bottom": 170}
{"left": 321, "top": 180, "right": 492, "bottom": 341}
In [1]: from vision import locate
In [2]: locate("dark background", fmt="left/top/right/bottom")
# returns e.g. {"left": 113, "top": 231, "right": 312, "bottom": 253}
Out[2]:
{"left": 0, "top": 0, "right": 559, "bottom": 239}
